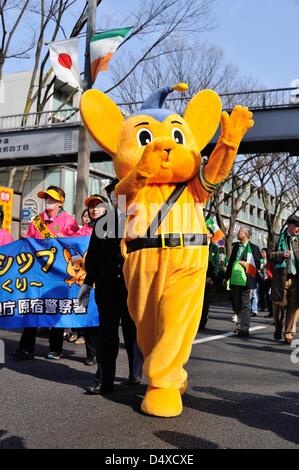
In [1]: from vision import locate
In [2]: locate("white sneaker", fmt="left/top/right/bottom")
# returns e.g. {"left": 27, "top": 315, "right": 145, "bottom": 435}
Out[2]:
{"left": 232, "top": 314, "right": 238, "bottom": 323}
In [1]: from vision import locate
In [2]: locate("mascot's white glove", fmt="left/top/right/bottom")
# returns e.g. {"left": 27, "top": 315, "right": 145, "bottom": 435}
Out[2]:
{"left": 78, "top": 284, "right": 92, "bottom": 308}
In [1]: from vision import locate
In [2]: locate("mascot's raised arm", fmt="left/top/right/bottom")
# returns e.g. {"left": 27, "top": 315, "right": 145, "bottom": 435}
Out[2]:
{"left": 80, "top": 83, "right": 253, "bottom": 417}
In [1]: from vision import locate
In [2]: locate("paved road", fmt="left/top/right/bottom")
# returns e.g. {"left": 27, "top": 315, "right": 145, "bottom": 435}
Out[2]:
{"left": 1, "top": 305, "right": 299, "bottom": 449}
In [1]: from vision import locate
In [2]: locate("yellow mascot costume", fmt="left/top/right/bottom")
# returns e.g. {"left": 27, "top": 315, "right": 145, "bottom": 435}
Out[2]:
{"left": 80, "top": 83, "right": 253, "bottom": 417}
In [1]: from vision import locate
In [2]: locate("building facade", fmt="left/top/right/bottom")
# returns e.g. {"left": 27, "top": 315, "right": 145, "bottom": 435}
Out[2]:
{"left": 218, "top": 179, "right": 292, "bottom": 248}
{"left": 0, "top": 71, "right": 115, "bottom": 237}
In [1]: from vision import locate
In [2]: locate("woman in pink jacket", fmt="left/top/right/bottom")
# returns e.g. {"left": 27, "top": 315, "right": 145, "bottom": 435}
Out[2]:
{"left": 12, "top": 186, "right": 79, "bottom": 361}
{"left": 27, "top": 186, "right": 79, "bottom": 238}
{"left": 0, "top": 228, "right": 13, "bottom": 246}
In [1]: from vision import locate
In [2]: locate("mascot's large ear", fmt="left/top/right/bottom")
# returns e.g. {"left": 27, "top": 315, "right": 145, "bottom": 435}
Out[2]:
{"left": 183, "top": 89, "right": 222, "bottom": 151}
{"left": 80, "top": 89, "right": 124, "bottom": 157}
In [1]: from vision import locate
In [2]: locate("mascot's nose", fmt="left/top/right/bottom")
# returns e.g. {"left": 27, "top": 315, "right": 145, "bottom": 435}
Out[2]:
{"left": 164, "top": 148, "right": 171, "bottom": 154}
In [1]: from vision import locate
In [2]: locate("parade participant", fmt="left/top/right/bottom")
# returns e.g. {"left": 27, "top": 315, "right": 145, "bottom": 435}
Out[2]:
{"left": 199, "top": 225, "right": 220, "bottom": 330}
{"left": 76, "top": 194, "right": 107, "bottom": 237}
{"left": 270, "top": 215, "right": 299, "bottom": 344}
{"left": 80, "top": 83, "right": 253, "bottom": 417}
{"left": 225, "top": 226, "right": 260, "bottom": 337}
{"left": 75, "top": 194, "right": 108, "bottom": 363}
{"left": 65, "top": 208, "right": 92, "bottom": 343}
{"left": 0, "top": 228, "right": 13, "bottom": 246}
{"left": 258, "top": 247, "right": 273, "bottom": 317}
{"left": 79, "top": 180, "right": 142, "bottom": 393}
{"left": 12, "top": 186, "right": 79, "bottom": 361}
{"left": 81, "top": 208, "right": 91, "bottom": 227}
{"left": 27, "top": 186, "right": 79, "bottom": 239}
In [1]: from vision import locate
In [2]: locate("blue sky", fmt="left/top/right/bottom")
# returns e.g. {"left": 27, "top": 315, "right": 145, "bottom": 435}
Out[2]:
{"left": 5, "top": 0, "right": 299, "bottom": 90}
{"left": 201, "top": 0, "right": 299, "bottom": 88}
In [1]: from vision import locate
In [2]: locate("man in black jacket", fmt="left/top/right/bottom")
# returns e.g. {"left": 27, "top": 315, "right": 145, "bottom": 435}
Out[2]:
{"left": 199, "top": 227, "right": 219, "bottom": 330}
{"left": 225, "top": 226, "right": 261, "bottom": 337}
{"left": 269, "top": 215, "right": 299, "bottom": 344}
{"left": 78, "top": 180, "right": 142, "bottom": 394}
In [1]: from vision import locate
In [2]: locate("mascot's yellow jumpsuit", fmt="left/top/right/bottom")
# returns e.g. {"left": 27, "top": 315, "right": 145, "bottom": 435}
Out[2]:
{"left": 80, "top": 83, "right": 253, "bottom": 417}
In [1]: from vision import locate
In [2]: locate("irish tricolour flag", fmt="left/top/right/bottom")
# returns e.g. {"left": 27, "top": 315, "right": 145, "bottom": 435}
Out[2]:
{"left": 245, "top": 244, "right": 257, "bottom": 277}
{"left": 90, "top": 27, "right": 132, "bottom": 83}
{"left": 205, "top": 217, "right": 225, "bottom": 243}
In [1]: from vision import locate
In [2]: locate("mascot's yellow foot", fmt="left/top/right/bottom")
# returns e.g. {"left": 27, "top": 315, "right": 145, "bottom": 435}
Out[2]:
{"left": 141, "top": 386, "right": 183, "bottom": 417}
{"left": 179, "top": 379, "right": 188, "bottom": 396}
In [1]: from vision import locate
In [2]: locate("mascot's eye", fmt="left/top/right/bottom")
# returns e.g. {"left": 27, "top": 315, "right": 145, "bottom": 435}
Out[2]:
{"left": 137, "top": 128, "right": 153, "bottom": 146}
{"left": 172, "top": 128, "right": 185, "bottom": 145}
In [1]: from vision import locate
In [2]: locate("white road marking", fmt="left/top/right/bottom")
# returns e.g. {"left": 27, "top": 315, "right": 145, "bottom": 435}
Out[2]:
{"left": 193, "top": 326, "right": 267, "bottom": 345}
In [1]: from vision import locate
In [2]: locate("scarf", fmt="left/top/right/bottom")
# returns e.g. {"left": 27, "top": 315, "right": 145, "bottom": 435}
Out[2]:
{"left": 275, "top": 229, "right": 299, "bottom": 269}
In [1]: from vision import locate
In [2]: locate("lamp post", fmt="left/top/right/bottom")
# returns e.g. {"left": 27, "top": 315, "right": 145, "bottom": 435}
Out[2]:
{"left": 74, "top": 0, "right": 97, "bottom": 221}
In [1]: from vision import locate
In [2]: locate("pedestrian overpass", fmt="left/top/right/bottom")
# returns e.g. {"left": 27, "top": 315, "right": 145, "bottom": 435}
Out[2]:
{"left": 0, "top": 87, "right": 298, "bottom": 168}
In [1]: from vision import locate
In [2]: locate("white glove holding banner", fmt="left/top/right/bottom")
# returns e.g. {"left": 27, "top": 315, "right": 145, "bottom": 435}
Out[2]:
{"left": 78, "top": 284, "right": 92, "bottom": 308}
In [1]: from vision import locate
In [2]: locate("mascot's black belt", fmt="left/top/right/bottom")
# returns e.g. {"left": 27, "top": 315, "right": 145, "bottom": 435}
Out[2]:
{"left": 126, "top": 233, "right": 208, "bottom": 253}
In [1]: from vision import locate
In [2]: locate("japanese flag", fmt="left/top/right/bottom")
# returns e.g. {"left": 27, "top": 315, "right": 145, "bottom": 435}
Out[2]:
{"left": 48, "top": 38, "right": 82, "bottom": 89}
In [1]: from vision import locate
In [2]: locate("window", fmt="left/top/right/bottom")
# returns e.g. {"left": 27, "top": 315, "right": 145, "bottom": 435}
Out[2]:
{"left": 257, "top": 208, "right": 263, "bottom": 219}
{"left": 224, "top": 193, "right": 230, "bottom": 206}
{"left": 63, "top": 169, "right": 75, "bottom": 215}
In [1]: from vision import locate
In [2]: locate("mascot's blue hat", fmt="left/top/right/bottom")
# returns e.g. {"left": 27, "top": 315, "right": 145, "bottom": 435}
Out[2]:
{"left": 131, "top": 83, "right": 188, "bottom": 122}
{"left": 66, "top": 246, "right": 83, "bottom": 260}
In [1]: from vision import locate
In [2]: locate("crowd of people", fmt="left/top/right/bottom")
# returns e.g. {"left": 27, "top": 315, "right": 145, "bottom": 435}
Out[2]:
{"left": 0, "top": 182, "right": 298, "bottom": 395}
{"left": 223, "top": 219, "right": 299, "bottom": 343}
{"left": 0, "top": 182, "right": 142, "bottom": 395}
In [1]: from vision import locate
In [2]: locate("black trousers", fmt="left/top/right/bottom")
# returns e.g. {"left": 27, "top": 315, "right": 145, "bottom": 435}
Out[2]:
{"left": 199, "top": 283, "right": 212, "bottom": 328}
{"left": 19, "top": 327, "right": 64, "bottom": 355}
{"left": 85, "top": 327, "right": 100, "bottom": 360}
{"left": 93, "top": 278, "right": 137, "bottom": 387}
{"left": 259, "top": 278, "right": 273, "bottom": 315}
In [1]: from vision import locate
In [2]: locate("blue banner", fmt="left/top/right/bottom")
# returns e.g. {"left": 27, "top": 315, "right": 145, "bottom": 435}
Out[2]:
{"left": 0, "top": 236, "right": 99, "bottom": 329}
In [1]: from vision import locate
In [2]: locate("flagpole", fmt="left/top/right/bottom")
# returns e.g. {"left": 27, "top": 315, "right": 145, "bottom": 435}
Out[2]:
{"left": 75, "top": 0, "right": 97, "bottom": 221}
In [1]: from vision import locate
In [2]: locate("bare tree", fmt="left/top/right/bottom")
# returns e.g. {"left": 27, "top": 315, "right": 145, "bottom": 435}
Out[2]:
{"left": 14, "top": 0, "right": 217, "bottom": 190}
{"left": 17, "top": 0, "right": 103, "bottom": 192}
{"left": 106, "top": 0, "right": 217, "bottom": 95}
{"left": 210, "top": 151, "right": 299, "bottom": 256}
{"left": 253, "top": 153, "right": 299, "bottom": 245}
{"left": 208, "top": 156, "right": 262, "bottom": 257}
{"left": 23, "top": 0, "right": 82, "bottom": 118}
{"left": 0, "top": 0, "right": 35, "bottom": 80}
{"left": 111, "top": 39, "right": 241, "bottom": 114}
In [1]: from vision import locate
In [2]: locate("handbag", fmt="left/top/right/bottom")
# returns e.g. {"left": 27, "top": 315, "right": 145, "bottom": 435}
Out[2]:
{"left": 230, "top": 245, "right": 247, "bottom": 286}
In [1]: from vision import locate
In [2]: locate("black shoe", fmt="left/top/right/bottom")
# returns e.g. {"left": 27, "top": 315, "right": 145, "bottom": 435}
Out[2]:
{"left": 237, "top": 330, "right": 249, "bottom": 337}
{"left": 11, "top": 349, "right": 34, "bottom": 360}
{"left": 85, "top": 381, "right": 101, "bottom": 394}
{"left": 274, "top": 328, "right": 282, "bottom": 341}
{"left": 100, "top": 384, "right": 114, "bottom": 394}
{"left": 45, "top": 352, "right": 61, "bottom": 360}
{"left": 284, "top": 337, "right": 293, "bottom": 345}
{"left": 127, "top": 377, "right": 141, "bottom": 386}
{"left": 84, "top": 357, "right": 97, "bottom": 366}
